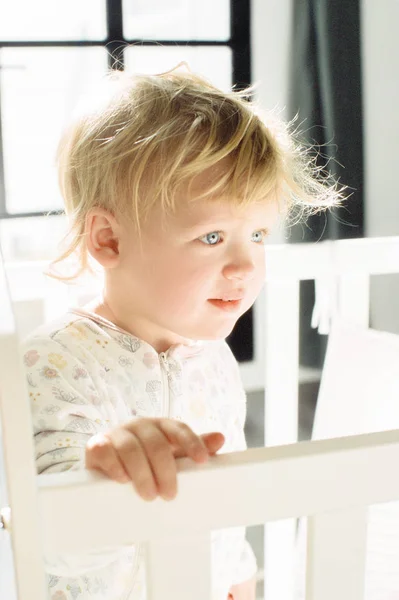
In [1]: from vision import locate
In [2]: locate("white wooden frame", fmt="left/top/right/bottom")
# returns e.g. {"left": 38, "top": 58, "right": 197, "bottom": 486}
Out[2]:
{"left": 262, "top": 236, "right": 399, "bottom": 600}
{"left": 1, "top": 236, "right": 399, "bottom": 600}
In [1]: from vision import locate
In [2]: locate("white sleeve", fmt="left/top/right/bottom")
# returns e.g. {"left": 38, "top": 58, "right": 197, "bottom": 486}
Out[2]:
{"left": 22, "top": 333, "right": 132, "bottom": 577}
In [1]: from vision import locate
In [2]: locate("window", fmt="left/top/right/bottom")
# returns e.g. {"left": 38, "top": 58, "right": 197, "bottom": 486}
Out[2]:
{"left": 0, "top": 0, "right": 253, "bottom": 363}
{"left": 0, "top": 1, "right": 249, "bottom": 234}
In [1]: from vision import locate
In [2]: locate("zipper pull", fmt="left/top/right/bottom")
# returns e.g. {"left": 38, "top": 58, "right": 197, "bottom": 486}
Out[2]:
{"left": 159, "top": 352, "right": 170, "bottom": 374}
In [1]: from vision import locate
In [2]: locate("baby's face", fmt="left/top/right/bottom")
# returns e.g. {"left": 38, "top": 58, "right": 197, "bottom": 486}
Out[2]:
{"left": 115, "top": 195, "right": 279, "bottom": 344}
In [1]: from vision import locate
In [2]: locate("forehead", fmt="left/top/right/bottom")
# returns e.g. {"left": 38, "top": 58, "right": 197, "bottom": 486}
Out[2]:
{"left": 172, "top": 160, "right": 279, "bottom": 227}
{"left": 168, "top": 197, "right": 279, "bottom": 230}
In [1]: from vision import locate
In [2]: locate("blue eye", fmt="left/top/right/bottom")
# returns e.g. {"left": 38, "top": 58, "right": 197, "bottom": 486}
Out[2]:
{"left": 198, "top": 229, "right": 268, "bottom": 246}
{"left": 252, "top": 229, "right": 268, "bottom": 244}
{"left": 199, "top": 231, "right": 222, "bottom": 245}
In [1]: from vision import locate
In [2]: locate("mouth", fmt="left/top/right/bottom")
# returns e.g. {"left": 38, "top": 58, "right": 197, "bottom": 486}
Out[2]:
{"left": 207, "top": 298, "right": 243, "bottom": 312}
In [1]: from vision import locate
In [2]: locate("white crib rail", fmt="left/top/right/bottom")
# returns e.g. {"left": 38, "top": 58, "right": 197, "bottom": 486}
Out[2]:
{"left": 263, "top": 236, "right": 399, "bottom": 600}
{"left": 1, "top": 236, "right": 399, "bottom": 600}
{"left": 0, "top": 258, "right": 48, "bottom": 599}
{"left": 38, "top": 430, "right": 399, "bottom": 600}
{"left": 38, "top": 429, "right": 399, "bottom": 551}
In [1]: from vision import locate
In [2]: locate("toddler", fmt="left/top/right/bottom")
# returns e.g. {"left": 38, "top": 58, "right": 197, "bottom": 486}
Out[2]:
{"left": 21, "top": 65, "right": 341, "bottom": 600}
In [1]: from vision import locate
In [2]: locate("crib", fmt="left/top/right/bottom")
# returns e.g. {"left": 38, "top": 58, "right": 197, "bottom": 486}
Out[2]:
{"left": 1, "top": 236, "right": 399, "bottom": 600}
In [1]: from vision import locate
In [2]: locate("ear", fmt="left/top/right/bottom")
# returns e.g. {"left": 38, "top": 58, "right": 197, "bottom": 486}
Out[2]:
{"left": 85, "top": 208, "right": 121, "bottom": 268}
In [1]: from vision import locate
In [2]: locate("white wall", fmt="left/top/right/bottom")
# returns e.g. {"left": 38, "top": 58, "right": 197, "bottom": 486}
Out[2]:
{"left": 251, "top": 0, "right": 294, "bottom": 245}
{"left": 362, "top": 0, "right": 399, "bottom": 238}
{"left": 361, "top": 0, "right": 399, "bottom": 333}
{"left": 252, "top": 0, "right": 399, "bottom": 333}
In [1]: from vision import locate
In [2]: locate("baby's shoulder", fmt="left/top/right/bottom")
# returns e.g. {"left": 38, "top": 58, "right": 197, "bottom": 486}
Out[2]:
{"left": 22, "top": 312, "right": 111, "bottom": 356}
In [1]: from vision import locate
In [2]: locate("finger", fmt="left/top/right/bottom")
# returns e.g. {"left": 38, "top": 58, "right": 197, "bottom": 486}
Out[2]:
{"left": 109, "top": 427, "right": 158, "bottom": 501}
{"left": 201, "top": 432, "right": 225, "bottom": 455}
{"left": 159, "top": 420, "right": 210, "bottom": 463}
{"left": 85, "top": 433, "right": 130, "bottom": 484}
{"left": 134, "top": 423, "right": 178, "bottom": 501}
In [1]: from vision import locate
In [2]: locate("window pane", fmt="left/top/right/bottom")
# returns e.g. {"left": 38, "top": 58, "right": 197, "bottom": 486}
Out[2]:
{"left": 123, "top": 0, "right": 230, "bottom": 41}
{"left": 0, "top": 0, "right": 107, "bottom": 41}
{"left": 0, "top": 48, "right": 108, "bottom": 214}
{"left": 124, "top": 46, "right": 232, "bottom": 92}
{"left": 0, "top": 215, "right": 67, "bottom": 262}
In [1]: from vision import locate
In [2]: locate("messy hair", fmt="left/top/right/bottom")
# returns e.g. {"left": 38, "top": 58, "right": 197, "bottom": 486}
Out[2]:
{"left": 51, "top": 63, "right": 344, "bottom": 280}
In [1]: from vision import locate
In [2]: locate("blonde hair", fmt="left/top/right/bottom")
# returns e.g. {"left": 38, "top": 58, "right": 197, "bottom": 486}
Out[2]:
{"left": 51, "top": 63, "right": 344, "bottom": 280}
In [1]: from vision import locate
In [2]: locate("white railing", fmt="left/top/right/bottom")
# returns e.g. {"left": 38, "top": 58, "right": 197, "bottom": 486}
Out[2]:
{"left": 1, "top": 236, "right": 399, "bottom": 600}
{"left": 263, "top": 237, "right": 399, "bottom": 600}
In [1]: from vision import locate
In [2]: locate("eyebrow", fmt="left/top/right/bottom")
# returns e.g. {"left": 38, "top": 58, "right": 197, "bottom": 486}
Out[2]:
{"left": 184, "top": 222, "right": 270, "bottom": 234}
{"left": 184, "top": 220, "right": 224, "bottom": 231}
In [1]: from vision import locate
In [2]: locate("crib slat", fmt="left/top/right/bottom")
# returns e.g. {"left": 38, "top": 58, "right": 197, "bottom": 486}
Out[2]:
{"left": 306, "top": 276, "right": 370, "bottom": 600}
{"left": 264, "top": 519, "right": 297, "bottom": 600}
{"left": 0, "top": 266, "right": 47, "bottom": 599}
{"left": 264, "top": 278, "right": 300, "bottom": 600}
{"left": 306, "top": 508, "right": 368, "bottom": 600}
{"left": 305, "top": 273, "right": 370, "bottom": 599}
{"left": 145, "top": 533, "right": 211, "bottom": 600}
{"left": 264, "top": 279, "right": 299, "bottom": 446}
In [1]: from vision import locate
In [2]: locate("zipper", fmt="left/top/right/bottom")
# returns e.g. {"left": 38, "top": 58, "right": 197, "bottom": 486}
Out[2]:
{"left": 159, "top": 351, "right": 171, "bottom": 418}
{"left": 126, "top": 353, "right": 171, "bottom": 598}
{"left": 125, "top": 543, "right": 143, "bottom": 600}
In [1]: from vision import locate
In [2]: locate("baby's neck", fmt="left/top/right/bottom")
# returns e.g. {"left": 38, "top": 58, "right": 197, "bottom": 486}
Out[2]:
{"left": 82, "top": 297, "right": 192, "bottom": 354}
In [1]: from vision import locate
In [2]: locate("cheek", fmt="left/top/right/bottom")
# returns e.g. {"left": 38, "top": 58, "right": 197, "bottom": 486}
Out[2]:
{"left": 167, "top": 260, "right": 213, "bottom": 293}
{"left": 255, "top": 245, "right": 266, "bottom": 272}
{"left": 143, "top": 251, "right": 211, "bottom": 297}
{"left": 257, "top": 253, "right": 266, "bottom": 281}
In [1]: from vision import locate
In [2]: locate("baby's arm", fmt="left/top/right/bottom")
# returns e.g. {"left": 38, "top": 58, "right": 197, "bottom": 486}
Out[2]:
{"left": 23, "top": 333, "right": 125, "bottom": 576}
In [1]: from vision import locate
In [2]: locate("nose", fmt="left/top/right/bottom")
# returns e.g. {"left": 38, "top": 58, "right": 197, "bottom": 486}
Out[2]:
{"left": 222, "top": 252, "right": 257, "bottom": 282}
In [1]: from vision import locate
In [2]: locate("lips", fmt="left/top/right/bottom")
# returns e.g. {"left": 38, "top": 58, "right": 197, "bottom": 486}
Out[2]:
{"left": 208, "top": 298, "right": 243, "bottom": 312}
{"left": 212, "top": 293, "right": 245, "bottom": 302}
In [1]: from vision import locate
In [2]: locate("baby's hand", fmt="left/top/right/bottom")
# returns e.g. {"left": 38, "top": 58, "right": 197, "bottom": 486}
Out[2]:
{"left": 228, "top": 575, "right": 257, "bottom": 600}
{"left": 85, "top": 417, "right": 225, "bottom": 501}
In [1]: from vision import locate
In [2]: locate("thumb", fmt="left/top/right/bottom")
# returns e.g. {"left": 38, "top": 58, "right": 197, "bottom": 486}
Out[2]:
{"left": 201, "top": 431, "right": 225, "bottom": 455}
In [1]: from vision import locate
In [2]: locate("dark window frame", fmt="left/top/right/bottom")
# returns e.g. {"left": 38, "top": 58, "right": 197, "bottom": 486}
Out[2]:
{"left": 0, "top": 0, "right": 250, "bottom": 219}
{"left": 0, "top": 0, "right": 253, "bottom": 362}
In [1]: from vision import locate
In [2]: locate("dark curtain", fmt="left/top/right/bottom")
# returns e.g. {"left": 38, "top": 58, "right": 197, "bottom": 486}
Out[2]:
{"left": 288, "top": 0, "right": 364, "bottom": 367}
